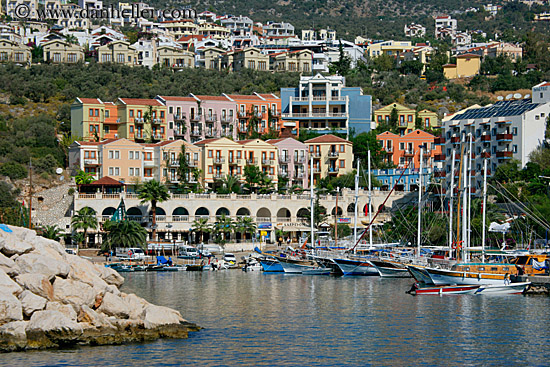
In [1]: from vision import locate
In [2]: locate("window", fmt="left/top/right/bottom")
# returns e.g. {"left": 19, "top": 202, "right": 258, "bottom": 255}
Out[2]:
{"left": 270, "top": 152, "right": 274, "bottom": 159}
{"left": 135, "top": 168, "right": 140, "bottom": 176}
{"left": 339, "top": 160, "right": 345, "bottom": 168}
{"left": 513, "top": 145, "right": 518, "bottom": 153}
{"left": 160, "top": 111, "right": 164, "bottom": 118}
{"left": 340, "top": 144, "right": 345, "bottom": 153}
{"left": 135, "top": 151, "right": 139, "bottom": 159}
{"left": 129, "top": 168, "right": 134, "bottom": 176}
{"left": 491, "top": 128, "right": 496, "bottom": 136}
{"left": 399, "top": 143, "right": 405, "bottom": 150}
{"left": 108, "top": 151, "right": 113, "bottom": 159}
{"left": 130, "top": 126, "right": 134, "bottom": 133}
{"left": 129, "top": 151, "right": 134, "bottom": 159}
{"left": 115, "top": 151, "right": 120, "bottom": 159}
{"left": 208, "top": 166, "right": 213, "bottom": 174}
{"left": 108, "top": 167, "right": 113, "bottom": 175}
{"left": 208, "top": 150, "right": 213, "bottom": 158}
{"left": 425, "top": 118, "right": 429, "bottom": 127}
{"left": 89, "top": 109, "right": 93, "bottom": 117}
{"left": 513, "top": 127, "right": 518, "bottom": 136}
{"left": 169, "top": 107, "right": 173, "bottom": 114}
{"left": 130, "top": 110, "right": 134, "bottom": 117}
{"left": 94, "top": 109, "right": 99, "bottom": 117}
{"left": 105, "top": 110, "right": 110, "bottom": 118}
{"left": 408, "top": 115, "right": 413, "bottom": 122}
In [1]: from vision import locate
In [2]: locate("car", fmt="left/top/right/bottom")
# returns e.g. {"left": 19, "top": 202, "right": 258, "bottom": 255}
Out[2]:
{"left": 223, "top": 253, "right": 237, "bottom": 263}
{"left": 65, "top": 248, "right": 77, "bottom": 255}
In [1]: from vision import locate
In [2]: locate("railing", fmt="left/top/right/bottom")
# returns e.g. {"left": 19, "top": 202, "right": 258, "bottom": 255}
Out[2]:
{"left": 214, "top": 157, "right": 225, "bottom": 164}
{"left": 84, "top": 159, "right": 98, "bottom": 165}
{"left": 481, "top": 135, "right": 491, "bottom": 142}
{"left": 295, "top": 172, "right": 304, "bottom": 178}
{"left": 295, "top": 156, "right": 306, "bottom": 163}
{"left": 403, "top": 150, "right": 415, "bottom": 156}
{"left": 246, "top": 158, "right": 258, "bottom": 165}
{"left": 282, "top": 112, "right": 347, "bottom": 118}
{"left": 328, "top": 151, "right": 339, "bottom": 157}
{"left": 228, "top": 158, "right": 241, "bottom": 165}
{"left": 496, "top": 133, "right": 513, "bottom": 141}
{"left": 205, "top": 114, "right": 217, "bottom": 122}
{"left": 256, "top": 217, "right": 271, "bottom": 223}
{"left": 190, "top": 129, "right": 202, "bottom": 136}
{"left": 328, "top": 167, "right": 339, "bottom": 173}
{"left": 434, "top": 137, "right": 445, "bottom": 145}
{"left": 496, "top": 151, "right": 513, "bottom": 158}
{"left": 173, "top": 112, "right": 186, "bottom": 120}
{"left": 220, "top": 116, "right": 233, "bottom": 123}
{"left": 262, "top": 159, "right": 274, "bottom": 165}
{"left": 190, "top": 115, "right": 202, "bottom": 122}
{"left": 279, "top": 156, "right": 290, "bottom": 163}
{"left": 188, "top": 160, "right": 198, "bottom": 167}
{"left": 384, "top": 147, "right": 393, "bottom": 153}
{"left": 434, "top": 154, "right": 446, "bottom": 161}
{"left": 173, "top": 215, "right": 189, "bottom": 222}
{"left": 311, "top": 151, "right": 321, "bottom": 158}
{"left": 238, "top": 111, "right": 247, "bottom": 118}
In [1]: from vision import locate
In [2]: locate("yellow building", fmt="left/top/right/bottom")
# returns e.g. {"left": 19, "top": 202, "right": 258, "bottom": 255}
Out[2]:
{"left": 197, "top": 23, "right": 231, "bottom": 40}
{"left": 366, "top": 40, "right": 413, "bottom": 58}
{"left": 157, "top": 46, "right": 194, "bottom": 68}
{"left": 0, "top": 40, "right": 31, "bottom": 64}
{"left": 374, "top": 103, "right": 439, "bottom": 132}
{"left": 42, "top": 40, "right": 84, "bottom": 63}
{"left": 71, "top": 98, "right": 120, "bottom": 141}
{"left": 97, "top": 40, "right": 138, "bottom": 65}
{"left": 270, "top": 49, "right": 312, "bottom": 72}
{"left": 443, "top": 53, "right": 481, "bottom": 79}
{"left": 195, "top": 137, "right": 244, "bottom": 186}
{"left": 239, "top": 139, "right": 279, "bottom": 183}
{"left": 222, "top": 47, "right": 269, "bottom": 71}
{"left": 161, "top": 20, "right": 198, "bottom": 39}
{"left": 116, "top": 98, "right": 168, "bottom": 142}
{"left": 304, "top": 134, "right": 354, "bottom": 184}
{"left": 197, "top": 46, "right": 225, "bottom": 69}
{"left": 155, "top": 139, "right": 202, "bottom": 185}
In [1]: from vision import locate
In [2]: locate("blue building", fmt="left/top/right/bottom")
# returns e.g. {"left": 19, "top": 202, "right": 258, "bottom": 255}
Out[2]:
{"left": 373, "top": 168, "right": 432, "bottom": 192}
{"left": 280, "top": 73, "right": 372, "bottom": 137}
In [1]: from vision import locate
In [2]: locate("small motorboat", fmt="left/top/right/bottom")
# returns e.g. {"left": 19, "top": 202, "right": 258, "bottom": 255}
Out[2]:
{"left": 408, "top": 283, "right": 480, "bottom": 295}
{"left": 474, "top": 282, "right": 531, "bottom": 295}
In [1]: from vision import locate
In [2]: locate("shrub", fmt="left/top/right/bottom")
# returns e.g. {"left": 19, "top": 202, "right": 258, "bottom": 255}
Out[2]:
{"left": 0, "top": 162, "right": 28, "bottom": 180}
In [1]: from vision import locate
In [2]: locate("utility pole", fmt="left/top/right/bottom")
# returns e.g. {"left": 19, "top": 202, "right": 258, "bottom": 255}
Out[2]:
{"left": 28, "top": 159, "right": 32, "bottom": 229}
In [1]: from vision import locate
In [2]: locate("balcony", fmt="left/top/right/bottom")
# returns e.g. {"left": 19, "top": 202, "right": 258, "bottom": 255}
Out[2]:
{"left": 213, "top": 173, "right": 224, "bottom": 180}
{"left": 262, "top": 159, "right": 274, "bottom": 166}
{"left": 83, "top": 158, "right": 99, "bottom": 166}
{"left": 280, "top": 171, "right": 288, "bottom": 177}
{"left": 205, "top": 114, "right": 217, "bottom": 123}
{"left": 328, "top": 151, "right": 339, "bottom": 158}
{"left": 169, "top": 160, "right": 179, "bottom": 167}
{"left": 481, "top": 135, "right": 491, "bottom": 142}
{"left": 228, "top": 158, "right": 241, "bottom": 165}
{"left": 434, "top": 137, "right": 445, "bottom": 145}
{"left": 312, "top": 167, "right": 321, "bottom": 173}
{"left": 173, "top": 112, "right": 186, "bottom": 120}
{"left": 496, "top": 133, "right": 513, "bottom": 141}
{"left": 496, "top": 151, "right": 513, "bottom": 159}
{"left": 481, "top": 152, "right": 491, "bottom": 158}
{"left": 143, "top": 160, "right": 155, "bottom": 167}
{"left": 188, "top": 160, "right": 198, "bottom": 167}
{"left": 246, "top": 158, "right": 258, "bottom": 165}
{"left": 434, "top": 170, "right": 446, "bottom": 178}
{"left": 295, "top": 172, "right": 304, "bottom": 178}
{"left": 311, "top": 151, "right": 321, "bottom": 158}
{"left": 403, "top": 149, "right": 415, "bottom": 157}
{"left": 152, "top": 118, "right": 163, "bottom": 125}
{"left": 221, "top": 130, "right": 233, "bottom": 138}
{"left": 384, "top": 146, "right": 393, "bottom": 153}
{"left": 214, "top": 157, "right": 225, "bottom": 164}
{"left": 279, "top": 155, "right": 290, "bottom": 163}
{"left": 282, "top": 112, "right": 347, "bottom": 118}
{"left": 220, "top": 116, "right": 233, "bottom": 124}
{"left": 328, "top": 167, "right": 339, "bottom": 174}
{"left": 238, "top": 111, "right": 248, "bottom": 118}
{"left": 451, "top": 136, "right": 460, "bottom": 143}
{"left": 173, "top": 129, "right": 186, "bottom": 137}
{"left": 190, "top": 115, "right": 202, "bottom": 122}
{"left": 190, "top": 129, "right": 202, "bottom": 137}
{"left": 134, "top": 118, "right": 144, "bottom": 124}
{"left": 434, "top": 154, "right": 446, "bottom": 162}
{"left": 495, "top": 120, "right": 512, "bottom": 125}
{"left": 205, "top": 129, "right": 216, "bottom": 138}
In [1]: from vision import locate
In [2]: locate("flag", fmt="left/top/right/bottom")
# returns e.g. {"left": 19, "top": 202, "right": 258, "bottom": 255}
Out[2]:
{"left": 111, "top": 198, "right": 126, "bottom": 222}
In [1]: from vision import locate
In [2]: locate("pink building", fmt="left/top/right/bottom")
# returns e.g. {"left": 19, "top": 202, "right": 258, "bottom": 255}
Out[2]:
{"left": 268, "top": 137, "right": 309, "bottom": 188}
{"left": 156, "top": 94, "right": 237, "bottom": 143}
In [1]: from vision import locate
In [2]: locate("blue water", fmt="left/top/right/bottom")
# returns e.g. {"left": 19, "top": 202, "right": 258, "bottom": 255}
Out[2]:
{"left": 3, "top": 271, "right": 550, "bottom": 366}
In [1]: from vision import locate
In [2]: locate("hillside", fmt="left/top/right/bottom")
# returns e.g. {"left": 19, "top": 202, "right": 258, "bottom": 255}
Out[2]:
{"left": 109, "top": 0, "right": 550, "bottom": 40}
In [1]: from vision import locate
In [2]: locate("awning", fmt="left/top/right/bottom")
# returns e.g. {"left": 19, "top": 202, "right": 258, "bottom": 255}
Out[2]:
{"left": 275, "top": 224, "right": 314, "bottom": 232}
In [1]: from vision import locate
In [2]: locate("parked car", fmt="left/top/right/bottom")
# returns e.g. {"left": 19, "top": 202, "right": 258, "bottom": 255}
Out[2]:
{"left": 115, "top": 247, "right": 146, "bottom": 260}
{"left": 223, "top": 253, "right": 237, "bottom": 263}
{"left": 178, "top": 245, "right": 200, "bottom": 259}
{"left": 198, "top": 244, "right": 223, "bottom": 255}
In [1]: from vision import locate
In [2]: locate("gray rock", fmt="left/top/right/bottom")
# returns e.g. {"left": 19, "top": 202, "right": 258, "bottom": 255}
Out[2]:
{"left": 53, "top": 278, "right": 95, "bottom": 308}
{"left": 141, "top": 305, "right": 185, "bottom": 329}
{"left": 45, "top": 302, "right": 77, "bottom": 322}
{"left": 18, "top": 290, "right": 47, "bottom": 317}
{"left": 0, "top": 292, "right": 23, "bottom": 324}
{"left": 31, "top": 237, "right": 66, "bottom": 258}
{"left": 97, "top": 292, "right": 129, "bottom": 319}
{"left": 0, "top": 321, "right": 28, "bottom": 351}
{"left": 26, "top": 310, "right": 82, "bottom": 335}
{"left": 0, "top": 231, "right": 33, "bottom": 256}
{"left": 0, "top": 253, "right": 16, "bottom": 275}
{"left": 66, "top": 255, "right": 110, "bottom": 294}
{"left": 15, "top": 273, "right": 54, "bottom": 300}
{"left": 78, "top": 305, "right": 116, "bottom": 330}
{"left": 97, "top": 266, "right": 124, "bottom": 288}
{"left": 15, "top": 253, "right": 70, "bottom": 279}
{"left": 0, "top": 268, "right": 22, "bottom": 295}
{"left": 121, "top": 293, "right": 149, "bottom": 320}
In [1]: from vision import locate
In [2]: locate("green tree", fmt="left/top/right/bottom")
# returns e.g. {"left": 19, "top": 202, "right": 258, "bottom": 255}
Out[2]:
{"left": 328, "top": 41, "right": 352, "bottom": 76}
{"left": 235, "top": 216, "right": 257, "bottom": 242}
{"left": 71, "top": 207, "right": 98, "bottom": 247}
{"left": 74, "top": 170, "right": 95, "bottom": 185}
{"left": 39, "top": 225, "right": 62, "bottom": 241}
{"left": 372, "top": 54, "right": 395, "bottom": 72}
{"left": 0, "top": 162, "right": 28, "bottom": 180}
{"left": 351, "top": 132, "right": 389, "bottom": 169}
{"left": 191, "top": 217, "right": 211, "bottom": 244}
{"left": 303, "top": 196, "right": 328, "bottom": 230}
{"left": 102, "top": 220, "right": 147, "bottom": 253}
{"left": 215, "top": 174, "right": 242, "bottom": 194}
{"left": 137, "top": 180, "right": 170, "bottom": 242}
{"left": 212, "top": 214, "right": 234, "bottom": 246}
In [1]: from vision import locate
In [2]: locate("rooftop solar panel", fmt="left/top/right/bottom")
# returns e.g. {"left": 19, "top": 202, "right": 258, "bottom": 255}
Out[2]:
{"left": 451, "top": 98, "right": 539, "bottom": 120}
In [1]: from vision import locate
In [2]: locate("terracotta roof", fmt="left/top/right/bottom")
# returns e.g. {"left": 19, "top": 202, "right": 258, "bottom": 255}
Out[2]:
{"left": 90, "top": 176, "right": 123, "bottom": 186}
{"left": 237, "top": 139, "right": 255, "bottom": 144}
{"left": 78, "top": 138, "right": 118, "bottom": 146}
{"left": 76, "top": 97, "right": 102, "bottom": 104}
{"left": 304, "top": 134, "right": 351, "bottom": 144}
{"left": 538, "top": 82, "right": 550, "bottom": 87}
{"left": 257, "top": 93, "right": 279, "bottom": 99}
{"left": 117, "top": 98, "right": 164, "bottom": 106}
{"left": 193, "top": 95, "right": 231, "bottom": 101}
{"left": 266, "top": 138, "right": 285, "bottom": 144}
{"left": 376, "top": 131, "right": 400, "bottom": 138}
{"left": 226, "top": 94, "right": 263, "bottom": 100}
{"left": 456, "top": 53, "right": 481, "bottom": 58}
{"left": 195, "top": 138, "right": 222, "bottom": 145}
{"left": 158, "top": 96, "right": 196, "bottom": 102}
{"left": 177, "top": 35, "right": 206, "bottom": 42}
{"left": 442, "top": 63, "right": 456, "bottom": 67}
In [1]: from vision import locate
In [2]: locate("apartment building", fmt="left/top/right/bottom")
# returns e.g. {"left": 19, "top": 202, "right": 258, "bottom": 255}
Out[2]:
{"left": 195, "top": 137, "right": 246, "bottom": 186}
{"left": 71, "top": 98, "right": 119, "bottom": 141}
{"left": 377, "top": 130, "right": 441, "bottom": 170}
{"left": 221, "top": 16, "right": 253, "bottom": 37}
{"left": 435, "top": 15, "right": 457, "bottom": 39}
{"left": 224, "top": 93, "right": 280, "bottom": 137}
{"left": 270, "top": 49, "right": 312, "bottom": 72}
{"left": 281, "top": 73, "right": 372, "bottom": 136}
{"left": 443, "top": 53, "right": 481, "bottom": 79}
{"left": 366, "top": 40, "right": 413, "bottom": 58}
{"left": 116, "top": 98, "right": 168, "bottom": 142}
{"left": 437, "top": 82, "right": 550, "bottom": 196}
{"left": 161, "top": 20, "right": 198, "bottom": 39}
{"left": 195, "top": 46, "right": 225, "bottom": 69}
{"left": 157, "top": 45, "right": 194, "bottom": 68}
{"left": 374, "top": 103, "right": 439, "bottom": 132}
{"left": 0, "top": 40, "right": 31, "bottom": 64}
{"left": 97, "top": 40, "right": 138, "bottom": 65}
{"left": 264, "top": 22, "right": 295, "bottom": 37}
{"left": 404, "top": 23, "right": 426, "bottom": 38}
{"left": 155, "top": 139, "right": 201, "bottom": 185}
{"left": 42, "top": 40, "right": 84, "bottom": 63}
{"left": 222, "top": 47, "right": 269, "bottom": 71}
{"left": 267, "top": 137, "right": 309, "bottom": 188}
{"left": 374, "top": 168, "right": 432, "bottom": 192}
{"left": 304, "top": 134, "right": 354, "bottom": 184}
{"left": 239, "top": 139, "right": 279, "bottom": 183}
{"left": 197, "top": 23, "right": 231, "bottom": 39}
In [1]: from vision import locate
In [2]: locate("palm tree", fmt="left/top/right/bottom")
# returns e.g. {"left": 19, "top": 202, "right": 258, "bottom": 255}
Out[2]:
{"left": 216, "top": 174, "right": 242, "bottom": 194}
{"left": 71, "top": 207, "right": 98, "bottom": 247}
{"left": 212, "top": 214, "right": 234, "bottom": 246}
{"left": 74, "top": 170, "right": 95, "bottom": 185}
{"left": 137, "top": 180, "right": 170, "bottom": 242}
{"left": 39, "top": 225, "right": 62, "bottom": 241}
{"left": 101, "top": 220, "right": 147, "bottom": 253}
{"left": 235, "top": 216, "right": 257, "bottom": 242}
{"left": 191, "top": 217, "right": 211, "bottom": 244}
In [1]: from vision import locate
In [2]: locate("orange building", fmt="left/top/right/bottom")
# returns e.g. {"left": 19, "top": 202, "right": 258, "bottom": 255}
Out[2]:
{"left": 224, "top": 93, "right": 282, "bottom": 138}
{"left": 71, "top": 98, "right": 120, "bottom": 141}
{"left": 377, "top": 129, "right": 441, "bottom": 169}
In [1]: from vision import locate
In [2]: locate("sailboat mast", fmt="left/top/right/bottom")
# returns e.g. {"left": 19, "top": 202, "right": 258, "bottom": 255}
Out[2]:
{"left": 368, "top": 151, "right": 373, "bottom": 248}
{"left": 467, "top": 134, "right": 473, "bottom": 262}
{"left": 417, "top": 145, "right": 423, "bottom": 257}
{"left": 354, "top": 160, "right": 360, "bottom": 248}
{"left": 481, "top": 158, "right": 488, "bottom": 262}
{"left": 455, "top": 144, "right": 465, "bottom": 260}
{"left": 310, "top": 156, "right": 315, "bottom": 254}
{"left": 449, "top": 147, "right": 456, "bottom": 251}
{"left": 462, "top": 135, "right": 468, "bottom": 263}
{"left": 335, "top": 187, "right": 339, "bottom": 248}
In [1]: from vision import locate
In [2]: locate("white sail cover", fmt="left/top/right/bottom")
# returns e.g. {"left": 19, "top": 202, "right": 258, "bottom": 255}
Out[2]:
{"left": 489, "top": 222, "right": 511, "bottom": 233}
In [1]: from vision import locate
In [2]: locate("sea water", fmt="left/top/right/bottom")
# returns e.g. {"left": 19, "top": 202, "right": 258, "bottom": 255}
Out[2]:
{"left": 4, "top": 271, "right": 550, "bottom": 366}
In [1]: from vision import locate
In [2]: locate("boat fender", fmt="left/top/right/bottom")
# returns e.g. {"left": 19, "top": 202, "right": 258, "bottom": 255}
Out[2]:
{"left": 128, "top": 250, "right": 133, "bottom": 257}
{"left": 478, "top": 273, "right": 481, "bottom": 279}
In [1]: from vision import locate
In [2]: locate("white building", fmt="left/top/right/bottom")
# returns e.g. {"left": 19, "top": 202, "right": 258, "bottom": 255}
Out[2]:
{"left": 435, "top": 15, "right": 457, "bottom": 39}
{"left": 221, "top": 16, "right": 253, "bottom": 37}
{"left": 78, "top": 0, "right": 102, "bottom": 10}
{"left": 437, "top": 82, "right": 550, "bottom": 196}
{"left": 404, "top": 23, "right": 426, "bottom": 38}
{"left": 264, "top": 22, "right": 295, "bottom": 37}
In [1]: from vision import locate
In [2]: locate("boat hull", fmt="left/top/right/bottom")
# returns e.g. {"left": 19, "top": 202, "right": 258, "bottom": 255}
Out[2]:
{"left": 411, "top": 284, "right": 480, "bottom": 295}
{"left": 474, "top": 282, "right": 531, "bottom": 295}
{"left": 424, "top": 267, "right": 511, "bottom": 286}
{"left": 278, "top": 259, "right": 316, "bottom": 274}
{"left": 260, "top": 259, "right": 284, "bottom": 272}
{"left": 332, "top": 258, "right": 378, "bottom": 276}
{"left": 301, "top": 268, "right": 331, "bottom": 275}
{"left": 369, "top": 260, "right": 411, "bottom": 278}
{"left": 407, "top": 265, "right": 436, "bottom": 285}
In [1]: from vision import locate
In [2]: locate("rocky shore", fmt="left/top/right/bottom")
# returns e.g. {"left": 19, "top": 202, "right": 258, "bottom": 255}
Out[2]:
{"left": 0, "top": 225, "right": 199, "bottom": 352}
